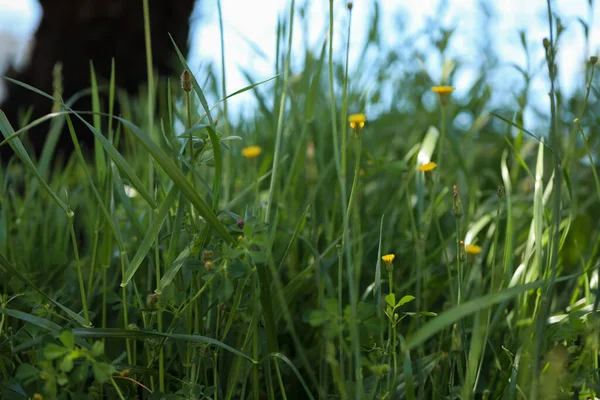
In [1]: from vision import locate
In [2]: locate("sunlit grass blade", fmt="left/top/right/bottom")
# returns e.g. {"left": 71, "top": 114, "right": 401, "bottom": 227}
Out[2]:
{"left": 406, "top": 281, "right": 545, "bottom": 350}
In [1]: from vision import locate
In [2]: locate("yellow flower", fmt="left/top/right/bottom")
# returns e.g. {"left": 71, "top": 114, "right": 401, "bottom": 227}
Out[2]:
{"left": 242, "top": 146, "right": 262, "bottom": 159}
{"left": 465, "top": 244, "right": 482, "bottom": 255}
{"left": 432, "top": 86, "right": 454, "bottom": 106}
{"left": 431, "top": 86, "right": 455, "bottom": 94}
{"left": 417, "top": 162, "right": 437, "bottom": 172}
{"left": 34, "top": 394, "right": 43, "bottom": 400}
{"left": 348, "top": 113, "right": 367, "bottom": 130}
{"left": 382, "top": 254, "right": 395, "bottom": 264}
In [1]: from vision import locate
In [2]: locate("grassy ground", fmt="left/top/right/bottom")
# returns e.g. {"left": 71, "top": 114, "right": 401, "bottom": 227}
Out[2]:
{"left": 1, "top": 1, "right": 600, "bottom": 399}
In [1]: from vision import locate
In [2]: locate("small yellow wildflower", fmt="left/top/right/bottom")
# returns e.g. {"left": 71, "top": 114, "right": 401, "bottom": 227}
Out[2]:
{"left": 432, "top": 86, "right": 454, "bottom": 106}
{"left": 34, "top": 394, "right": 43, "bottom": 400}
{"left": 431, "top": 86, "right": 455, "bottom": 94}
{"left": 465, "top": 244, "right": 482, "bottom": 255}
{"left": 417, "top": 162, "right": 437, "bottom": 172}
{"left": 348, "top": 113, "right": 367, "bottom": 130}
{"left": 382, "top": 254, "right": 395, "bottom": 264}
{"left": 242, "top": 146, "right": 262, "bottom": 159}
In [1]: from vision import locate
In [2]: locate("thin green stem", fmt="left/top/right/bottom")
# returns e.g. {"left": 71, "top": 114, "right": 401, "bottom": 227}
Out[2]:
{"left": 340, "top": 5, "right": 353, "bottom": 187}
{"left": 68, "top": 213, "right": 90, "bottom": 326}
{"left": 343, "top": 132, "right": 363, "bottom": 391}
{"left": 154, "top": 208, "right": 164, "bottom": 392}
{"left": 265, "top": 0, "right": 295, "bottom": 223}
{"left": 437, "top": 106, "right": 448, "bottom": 171}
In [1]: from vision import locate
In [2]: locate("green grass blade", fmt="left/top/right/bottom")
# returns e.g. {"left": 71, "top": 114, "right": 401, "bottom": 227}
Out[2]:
{"left": 0, "top": 111, "right": 72, "bottom": 217}
{"left": 0, "top": 308, "right": 62, "bottom": 333}
{"left": 270, "top": 352, "right": 316, "bottom": 400}
{"left": 71, "top": 328, "right": 256, "bottom": 363}
{"left": 121, "top": 184, "right": 178, "bottom": 287}
{"left": 406, "top": 281, "right": 545, "bottom": 350}
{"left": 0, "top": 253, "right": 87, "bottom": 327}
{"left": 157, "top": 243, "right": 191, "bottom": 294}
{"left": 114, "top": 116, "right": 233, "bottom": 243}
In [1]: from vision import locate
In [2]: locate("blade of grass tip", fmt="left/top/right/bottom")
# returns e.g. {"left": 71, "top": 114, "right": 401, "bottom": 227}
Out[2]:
{"left": 0, "top": 253, "right": 87, "bottom": 327}
{"left": 108, "top": 58, "right": 115, "bottom": 141}
{"left": 0, "top": 308, "right": 62, "bottom": 334}
{"left": 121, "top": 184, "right": 178, "bottom": 287}
{"left": 113, "top": 116, "right": 233, "bottom": 244}
{"left": 240, "top": 69, "right": 274, "bottom": 122}
{"left": 37, "top": 63, "right": 66, "bottom": 177}
{"left": 500, "top": 150, "right": 515, "bottom": 284}
{"left": 406, "top": 280, "right": 546, "bottom": 351}
{"left": 71, "top": 328, "right": 257, "bottom": 364}
{"left": 157, "top": 243, "right": 191, "bottom": 294}
{"left": 277, "top": 204, "right": 310, "bottom": 270}
{"left": 399, "top": 336, "right": 416, "bottom": 400}
{"left": 506, "top": 347, "right": 522, "bottom": 400}
{"left": 270, "top": 353, "right": 316, "bottom": 400}
{"left": 0, "top": 111, "right": 71, "bottom": 216}
{"left": 375, "top": 215, "right": 384, "bottom": 317}
{"left": 89, "top": 61, "right": 107, "bottom": 182}
{"left": 462, "top": 310, "right": 486, "bottom": 399}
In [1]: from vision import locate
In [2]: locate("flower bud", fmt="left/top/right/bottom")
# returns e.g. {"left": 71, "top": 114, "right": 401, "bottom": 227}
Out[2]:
{"left": 452, "top": 185, "right": 463, "bottom": 219}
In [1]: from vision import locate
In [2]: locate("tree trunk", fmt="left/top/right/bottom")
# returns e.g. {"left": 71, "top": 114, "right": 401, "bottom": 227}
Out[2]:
{"left": 1, "top": 0, "right": 197, "bottom": 162}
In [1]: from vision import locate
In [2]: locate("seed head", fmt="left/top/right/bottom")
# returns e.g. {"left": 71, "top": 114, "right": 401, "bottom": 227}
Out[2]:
{"left": 181, "top": 70, "right": 193, "bottom": 92}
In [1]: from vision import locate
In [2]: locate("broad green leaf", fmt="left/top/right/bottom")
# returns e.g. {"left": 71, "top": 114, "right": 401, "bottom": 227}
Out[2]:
{"left": 92, "top": 362, "right": 116, "bottom": 383}
{"left": 306, "top": 310, "right": 328, "bottom": 327}
{"left": 385, "top": 293, "right": 396, "bottom": 308}
{"left": 60, "top": 355, "right": 74, "bottom": 372}
{"left": 44, "top": 343, "right": 69, "bottom": 360}
{"left": 397, "top": 295, "right": 415, "bottom": 307}
{"left": 59, "top": 330, "right": 75, "bottom": 350}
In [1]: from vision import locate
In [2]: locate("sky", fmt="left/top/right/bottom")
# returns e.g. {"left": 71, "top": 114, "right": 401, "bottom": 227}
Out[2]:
{"left": 0, "top": 0, "right": 598, "bottom": 126}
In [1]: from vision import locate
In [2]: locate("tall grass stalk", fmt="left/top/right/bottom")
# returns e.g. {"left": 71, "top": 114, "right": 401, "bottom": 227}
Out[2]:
{"left": 265, "top": 0, "right": 296, "bottom": 223}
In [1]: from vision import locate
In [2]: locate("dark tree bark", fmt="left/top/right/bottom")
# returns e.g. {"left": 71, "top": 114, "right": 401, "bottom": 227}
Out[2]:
{"left": 1, "top": 0, "right": 196, "bottom": 162}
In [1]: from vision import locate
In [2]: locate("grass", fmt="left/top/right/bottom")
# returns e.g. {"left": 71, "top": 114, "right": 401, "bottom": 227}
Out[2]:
{"left": 0, "top": 1, "right": 600, "bottom": 399}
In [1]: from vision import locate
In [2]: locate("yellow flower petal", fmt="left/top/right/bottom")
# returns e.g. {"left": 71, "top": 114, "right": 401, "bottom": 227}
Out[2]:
{"left": 242, "top": 146, "right": 262, "bottom": 159}
{"left": 382, "top": 254, "right": 395, "bottom": 265}
{"left": 465, "top": 244, "right": 482, "bottom": 255}
{"left": 348, "top": 113, "right": 367, "bottom": 130}
{"left": 431, "top": 86, "right": 455, "bottom": 94}
{"left": 417, "top": 162, "right": 437, "bottom": 172}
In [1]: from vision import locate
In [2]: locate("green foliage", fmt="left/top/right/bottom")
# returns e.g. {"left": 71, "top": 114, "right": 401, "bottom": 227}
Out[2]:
{"left": 0, "top": 1, "right": 599, "bottom": 399}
